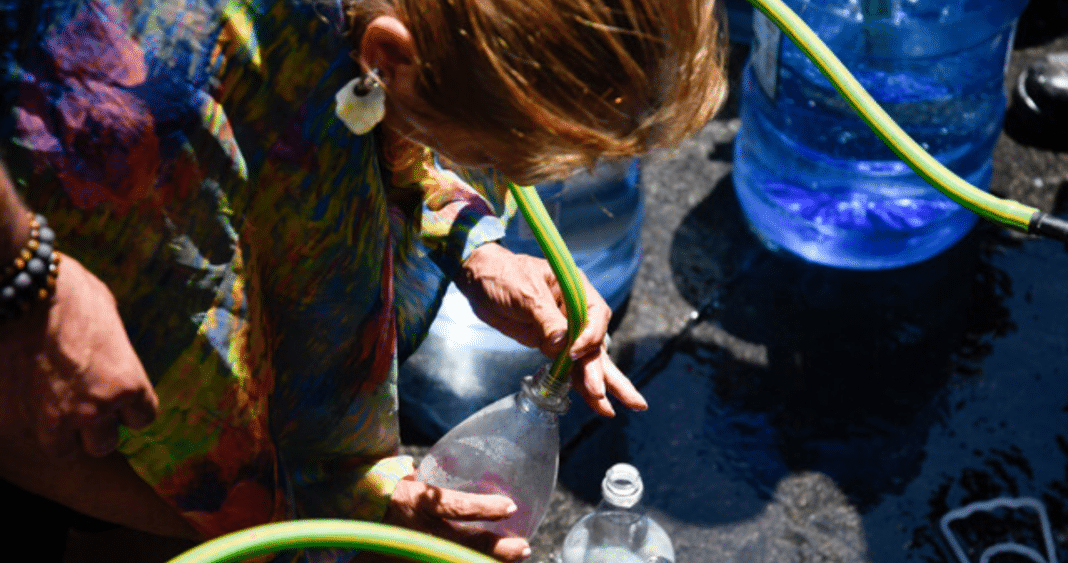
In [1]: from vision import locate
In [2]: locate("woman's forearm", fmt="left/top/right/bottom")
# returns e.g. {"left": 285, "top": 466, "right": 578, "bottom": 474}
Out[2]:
{"left": 0, "top": 159, "right": 32, "bottom": 261}
{"left": 0, "top": 159, "right": 195, "bottom": 541}
{"left": 0, "top": 430, "right": 202, "bottom": 541}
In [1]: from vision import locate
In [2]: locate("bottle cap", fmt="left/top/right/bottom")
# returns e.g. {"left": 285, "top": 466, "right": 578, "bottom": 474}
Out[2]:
{"left": 602, "top": 463, "right": 643, "bottom": 508}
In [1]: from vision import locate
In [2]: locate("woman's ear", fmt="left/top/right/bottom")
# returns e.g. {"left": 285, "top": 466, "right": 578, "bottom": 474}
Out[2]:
{"left": 359, "top": 16, "right": 416, "bottom": 85}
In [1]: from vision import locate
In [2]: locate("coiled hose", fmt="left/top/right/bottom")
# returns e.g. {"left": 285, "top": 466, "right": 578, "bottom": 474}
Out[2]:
{"left": 166, "top": 520, "right": 497, "bottom": 563}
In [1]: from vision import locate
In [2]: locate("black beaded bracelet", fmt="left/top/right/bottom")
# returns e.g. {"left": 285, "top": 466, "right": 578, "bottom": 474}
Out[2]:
{"left": 0, "top": 212, "right": 60, "bottom": 321}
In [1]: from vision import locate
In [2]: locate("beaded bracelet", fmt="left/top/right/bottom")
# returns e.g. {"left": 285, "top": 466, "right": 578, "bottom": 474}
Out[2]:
{"left": 0, "top": 212, "right": 60, "bottom": 321}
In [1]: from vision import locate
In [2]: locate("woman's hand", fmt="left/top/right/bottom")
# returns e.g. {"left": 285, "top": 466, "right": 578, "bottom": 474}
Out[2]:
{"left": 455, "top": 243, "right": 647, "bottom": 417}
{"left": 0, "top": 255, "right": 159, "bottom": 459}
{"left": 370, "top": 475, "right": 530, "bottom": 562}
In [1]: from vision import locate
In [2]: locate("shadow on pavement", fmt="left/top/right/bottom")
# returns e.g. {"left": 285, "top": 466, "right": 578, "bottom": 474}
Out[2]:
{"left": 558, "top": 170, "right": 1020, "bottom": 526}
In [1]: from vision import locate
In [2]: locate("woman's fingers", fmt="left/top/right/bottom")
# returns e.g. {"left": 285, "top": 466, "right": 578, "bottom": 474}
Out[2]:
{"left": 391, "top": 477, "right": 517, "bottom": 521}
{"left": 575, "top": 350, "right": 613, "bottom": 417}
{"left": 456, "top": 245, "right": 648, "bottom": 419}
{"left": 429, "top": 487, "right": 517, "bottom": 522}
{"left": 564, "top": 275, "right": 611, "bottom": 361}
{"left": 386, "top": 477, "right": 532, "bottom": 561}
{"left": 79, "top": 416, "right": 119, "bottom": 458}
{"left": 603, "top": 357, "right": 647, "bottom": 411}
{"left": 572, "top": 339, "right": 647, "bottom": 417}
{"left": 488, "top": 537, "right": 532, "bottom": 562}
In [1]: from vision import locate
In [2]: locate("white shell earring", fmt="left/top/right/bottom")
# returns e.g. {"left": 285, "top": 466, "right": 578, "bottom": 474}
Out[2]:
{"left": 335, "top": 69, "right": 385, "bottom": 135}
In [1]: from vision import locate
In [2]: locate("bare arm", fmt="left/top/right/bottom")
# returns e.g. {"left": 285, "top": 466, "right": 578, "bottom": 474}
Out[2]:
{"left": 0, "top": 158, "right": 197, "bottom": 540}
{"left": 0, "top": 162, "right": 31, "bottom": 262}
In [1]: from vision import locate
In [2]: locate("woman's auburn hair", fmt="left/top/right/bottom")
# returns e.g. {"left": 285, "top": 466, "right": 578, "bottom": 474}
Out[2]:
{"left": 346, "top": 0, "right": 728, "bottom": 181}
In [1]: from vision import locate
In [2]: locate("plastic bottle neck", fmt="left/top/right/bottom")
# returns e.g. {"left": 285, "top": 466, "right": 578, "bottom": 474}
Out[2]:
{"left": 520, "top": 366, "right": 571, "bottom": 414}
{"left": 600, "top": 463, "right": 644, "bottom": 510}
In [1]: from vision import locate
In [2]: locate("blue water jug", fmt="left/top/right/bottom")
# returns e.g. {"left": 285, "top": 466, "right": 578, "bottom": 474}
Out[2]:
{"left": 733, "top": 0, "right": 1028, "bottom": 270}
{"left": 725, "top": 0, "right": 756, "bottom": 45}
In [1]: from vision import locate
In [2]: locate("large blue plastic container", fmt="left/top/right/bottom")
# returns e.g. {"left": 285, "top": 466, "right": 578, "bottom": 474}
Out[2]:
{"left": 400, "top": 159, "right": 644, "bottom": 439}
{"left": 733, "top": 0, "right": 1028, "bottom": 270}
{"left": 725, "top": 0, "right": 756, "bottom": 45}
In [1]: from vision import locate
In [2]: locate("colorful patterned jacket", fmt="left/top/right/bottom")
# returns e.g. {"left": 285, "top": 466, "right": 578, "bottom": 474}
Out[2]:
{"left": 0, "top": 0, "right": 514, "bottom": 554}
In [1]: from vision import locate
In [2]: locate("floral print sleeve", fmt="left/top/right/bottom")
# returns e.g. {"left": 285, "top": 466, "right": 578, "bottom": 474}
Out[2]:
{"left": 382, "top": 134, "right": 517, "bottom": 360}
{"left": 383, "top": 134, "right": 516, "bottom": 277}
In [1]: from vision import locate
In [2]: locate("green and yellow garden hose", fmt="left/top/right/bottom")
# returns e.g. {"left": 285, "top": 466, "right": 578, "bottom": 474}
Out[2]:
{"left": 509, "top": 182, "right": 589, "bottom": 400}
{"left": 166, "top": 520, "right": 498, "bottom": 563}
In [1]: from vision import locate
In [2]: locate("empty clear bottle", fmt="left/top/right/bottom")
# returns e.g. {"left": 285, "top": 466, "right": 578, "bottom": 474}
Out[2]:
{"left": 415, "top": 367, "right": 568, "bottom": 538}
{"left": 561, "top": 463, "right": 674, "bottom": 563}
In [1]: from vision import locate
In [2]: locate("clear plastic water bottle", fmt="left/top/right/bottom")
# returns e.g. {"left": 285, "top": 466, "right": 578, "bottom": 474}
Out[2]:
{"left": 560, "top": 463, "right": 674, "bottom": 563}
{"left": 416, "top": 368, "right": 568, "bottom": 539}
{"left": 732, "top": 0, "right": 1028, "bottom": 269}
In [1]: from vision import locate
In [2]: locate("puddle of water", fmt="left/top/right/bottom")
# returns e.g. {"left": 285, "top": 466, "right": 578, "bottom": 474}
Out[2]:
{"left": 863, "top": 233, "right": 1068, "bottom": 562}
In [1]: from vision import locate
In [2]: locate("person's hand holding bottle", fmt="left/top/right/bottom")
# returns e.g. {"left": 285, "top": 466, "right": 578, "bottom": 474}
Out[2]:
{"left": 456, "top": 242, "right": 648, "bottom": 417}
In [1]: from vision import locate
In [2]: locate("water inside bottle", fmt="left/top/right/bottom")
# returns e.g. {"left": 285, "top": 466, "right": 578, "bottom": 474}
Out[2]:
{"left": 732, "top": 0, "right": 1022, "bottom": 269}
{"left": 415, "top": 375, "right": 563, "bottom": 539}
{"left": 561, "top": 514, "right": 675, "bottom": 563}
{"left": 417, "top": 437, "right": 540, "bottom": 537}
{"left": 560, "top": 464, "right": 675, "bottom": 563}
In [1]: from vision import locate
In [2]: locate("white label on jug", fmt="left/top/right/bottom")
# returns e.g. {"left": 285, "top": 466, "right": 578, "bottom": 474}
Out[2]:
{"left": 752, "top": 11, "right": 781, "bottom": 102}
{"left": 1004, "top": 24, "right": 1018, "bottom": 77}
